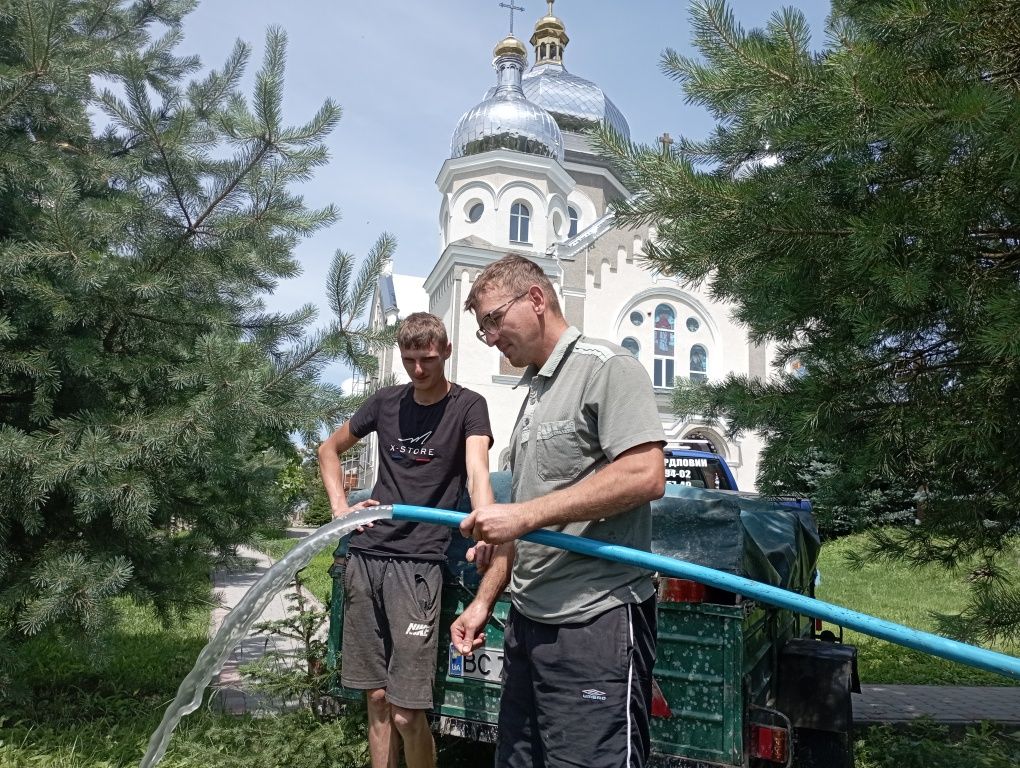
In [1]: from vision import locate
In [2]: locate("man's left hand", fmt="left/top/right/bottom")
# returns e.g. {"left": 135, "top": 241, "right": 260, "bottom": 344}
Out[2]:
{"left": 466, "top": 540, "right": 496, "bottom": 573}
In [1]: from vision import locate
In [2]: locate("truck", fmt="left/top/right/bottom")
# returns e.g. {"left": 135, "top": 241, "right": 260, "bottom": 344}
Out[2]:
{"left": 327, "top": 448, "right": 858, "bottom": 767}
{"left": 662, "top": 440, "right": 737, "bottom": 491}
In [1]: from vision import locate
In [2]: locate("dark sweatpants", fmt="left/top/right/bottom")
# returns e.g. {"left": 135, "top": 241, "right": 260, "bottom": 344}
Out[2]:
{"left": 496, "top": 596, "right": 657, "bottom": 768}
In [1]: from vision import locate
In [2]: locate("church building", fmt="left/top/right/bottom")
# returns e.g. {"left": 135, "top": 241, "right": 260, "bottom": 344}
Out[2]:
{"left": 360, "top": 2, "right": 773, "bottom": 491}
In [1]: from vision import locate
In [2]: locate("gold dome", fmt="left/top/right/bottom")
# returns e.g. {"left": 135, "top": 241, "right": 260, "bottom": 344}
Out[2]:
{"left": 493, "top": 35, "right": 527, "bottom": 60}
{"left": 530, "top": 1, "right": 569, "bottom": 63}
{"left": 532, "top": 16, "right": 568, "bottom": 38}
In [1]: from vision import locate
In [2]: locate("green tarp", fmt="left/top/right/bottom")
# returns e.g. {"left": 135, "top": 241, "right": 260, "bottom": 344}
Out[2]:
{"left": 655, "top": 485, "right": 819, "bottom": 592}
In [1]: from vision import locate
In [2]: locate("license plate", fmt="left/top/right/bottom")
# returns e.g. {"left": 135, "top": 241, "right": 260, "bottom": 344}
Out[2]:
{"left": 448, "top": 643, "right": 504, "bottom": 682}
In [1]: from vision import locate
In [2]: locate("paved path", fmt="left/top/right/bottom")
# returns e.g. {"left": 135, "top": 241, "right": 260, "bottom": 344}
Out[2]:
{"left": 209, "top": 535, "right": 328, "bottom": 715}
{"left": 853, "top": 684, "right": 1020, "bottom": 725}
{"left": 210, "top": 529, "right": 1020, "bottom": 725}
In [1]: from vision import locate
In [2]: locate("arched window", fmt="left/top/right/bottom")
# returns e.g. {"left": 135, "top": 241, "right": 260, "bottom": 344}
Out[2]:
{"left": 568, "top": 206, "right": 579, "bottom": 237}
{"left": 620, "top": 300, "right": 711, "bottom": 389}
{"left": 683, "top": 430, "right": 720, "bottom": 454}
{"left": 690, "top": 344, "right": 708, "bottom": 383}
{"left": 510, "top": 201, "right": 530, "bottom": 243}
{"left": 653, "top": 303, "right": 676, "bottom": 388}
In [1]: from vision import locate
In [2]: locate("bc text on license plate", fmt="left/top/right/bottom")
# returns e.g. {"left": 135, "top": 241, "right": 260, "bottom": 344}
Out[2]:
{"left": 448, "top": 643, "right": 504, "bottom": 682}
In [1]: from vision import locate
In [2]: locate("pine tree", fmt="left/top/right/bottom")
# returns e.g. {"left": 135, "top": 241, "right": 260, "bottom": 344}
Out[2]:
{"left": 602, "top": 0, "right": 1020, "bottom": 644}
{"left": 0, "top": 1, "right": 393, "bottom": 642}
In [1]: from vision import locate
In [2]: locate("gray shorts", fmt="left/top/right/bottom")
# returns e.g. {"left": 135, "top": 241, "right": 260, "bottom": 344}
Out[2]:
{"left": 339, "top": 551, "right": 442, "bottom": 709}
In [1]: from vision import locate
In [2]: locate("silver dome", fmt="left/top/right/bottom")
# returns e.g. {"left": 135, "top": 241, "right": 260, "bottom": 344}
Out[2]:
{"left": 485, "top": 62, "right": 632, "bottom": 140}
{"left": 495, "top": 4, "right": 631, "bottom": 141}
{"left": 519, "top": 63, "right": 630, "bottom": 140}
{"left": 451, "top": 48, "right": 564, "bottom": 162}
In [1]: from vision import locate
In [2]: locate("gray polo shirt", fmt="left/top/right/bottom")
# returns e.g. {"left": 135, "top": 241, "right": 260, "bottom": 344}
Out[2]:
{"left": 508, "top": 326, "right": 666, "bottom": 623}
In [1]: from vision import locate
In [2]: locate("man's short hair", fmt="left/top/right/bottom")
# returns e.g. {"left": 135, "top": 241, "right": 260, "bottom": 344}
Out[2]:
{"left": 397, "top": 312, "right": 449, "bottom": 350}
{"left": 464, "top": 254, "right": 562, "bottom": 316}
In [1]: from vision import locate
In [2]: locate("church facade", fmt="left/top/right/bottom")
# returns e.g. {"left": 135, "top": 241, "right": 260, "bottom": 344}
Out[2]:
{"left": 362, "top": 3, "right": 772, "bottom": 491}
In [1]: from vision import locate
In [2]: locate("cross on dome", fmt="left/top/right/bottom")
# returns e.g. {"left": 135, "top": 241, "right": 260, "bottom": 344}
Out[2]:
{"left": 499, "top": 1, "right": 525, "bottom": 35}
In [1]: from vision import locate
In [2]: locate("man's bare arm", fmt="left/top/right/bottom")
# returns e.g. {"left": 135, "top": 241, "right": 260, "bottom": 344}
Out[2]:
{"left": 317, "top": 422, "right": 361, "bottom": 518}
{"left": 463, "top": 433, "right": 496, "bottom": 569}
{"left": 464, "top": 434, "right": 494, "bottom": 508}
{"left": 450, "top": 541, "right": 514, "bottom": 655}
{"left": 462, "top": 441, "right": 665, "bottom": 545}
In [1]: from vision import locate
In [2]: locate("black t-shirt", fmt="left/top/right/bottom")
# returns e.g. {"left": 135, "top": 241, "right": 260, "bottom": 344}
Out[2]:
{"left": 348, "top": 382, "right": 492, "bottom": 559}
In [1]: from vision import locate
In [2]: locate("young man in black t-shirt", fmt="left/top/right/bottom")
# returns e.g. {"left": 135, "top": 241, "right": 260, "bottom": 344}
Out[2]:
{"left": 318, "top": 312, "right": 493, "bottom": 768}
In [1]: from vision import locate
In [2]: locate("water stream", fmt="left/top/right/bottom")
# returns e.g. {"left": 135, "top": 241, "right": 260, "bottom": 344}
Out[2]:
{"left": 138, "top": 505, "right": 393, "bottom": 768}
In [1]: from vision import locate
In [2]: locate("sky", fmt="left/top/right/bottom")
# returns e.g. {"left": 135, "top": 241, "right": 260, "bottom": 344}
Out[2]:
{"left": 175, "top": 1, "right": 832, "bottom": 386}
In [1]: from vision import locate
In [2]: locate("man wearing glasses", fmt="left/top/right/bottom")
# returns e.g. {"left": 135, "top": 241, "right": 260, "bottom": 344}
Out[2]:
{"left": 319, "top": 312, "right": 494, "bottom": 768}
{"left": 451, "top": 254, "right": 666, "bottom": 768}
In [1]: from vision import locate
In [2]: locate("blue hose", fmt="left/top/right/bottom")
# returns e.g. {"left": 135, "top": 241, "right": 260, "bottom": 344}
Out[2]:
{"left": 392, "top": 504, "right": 1020, "bottom": 681}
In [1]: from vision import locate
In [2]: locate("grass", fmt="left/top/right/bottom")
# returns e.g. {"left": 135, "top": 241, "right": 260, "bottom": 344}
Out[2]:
{"left": 854, "top": 722, "right": 1020, "bottom": 768}
{"left": 0, "top": 592, "right": 369, "bottom": 768}
{"left": 816, "top": 533, "right": 1020, "bottom": 686}
{"left": 0, "top": 711, "right": 369, "bottom": 768}
{"left": 254, "top": 527, "right": 336, "bottom": 605}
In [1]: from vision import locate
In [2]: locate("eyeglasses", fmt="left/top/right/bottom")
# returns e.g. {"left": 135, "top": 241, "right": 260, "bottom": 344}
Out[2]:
{"left": 475, "top": 291, "right": 529, "bottom": 342}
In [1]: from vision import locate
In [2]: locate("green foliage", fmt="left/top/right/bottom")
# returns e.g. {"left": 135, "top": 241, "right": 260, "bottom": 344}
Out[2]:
{"left": 817, "top": 532, "right": 1020, "bottom": 685}
{"left": 601, "top": 0, "right": 1020, "bottom": 643}
{"left": 3, "top": 592, "right": 210, "bottom": 719}
{"left": 0, "top": 709, "right": 369, "bottom": 768}
{"left": 158, "top": 712, "right": 369, "bottom": 768}
{"left": 300, "top": 445, "right": 353, "bottom": 528}
{"left": 276, "top": 454, "right": 309, "bottom": 512}
{"left": 0, "top": 0, "right": 395, "bottom": 643}
{"left": 855, "top": 723, "right": 1020, "bottom": 768}
{"left": 240, "top": 574, "right": 333, "bottom": 716}
{"left": 764, "top": 448, "right": 916, "bottom": 536}
{"left": 274, "top": 443, "right": 357, "bottom": 528}
{"left": 253, "top": 532, "right": 335, "bottom": 606}
{"left": 302, "top": 489, "right": 334, "bottom": 528}
{"left": 0, "top": 589, "right": 369, "bottom": 767}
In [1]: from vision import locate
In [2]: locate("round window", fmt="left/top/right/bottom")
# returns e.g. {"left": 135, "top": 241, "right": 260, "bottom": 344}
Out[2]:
{"left": 630, "top": 311, "right": 644, "bottom": 326}
{"left": 553, "top": 211, "right": 564, "bottom": 237}
{"left": 686, "top": 317, "right": 700, "bottom": 333}
{"left": 467, "top": 202, "right": 484, "bottom": 222}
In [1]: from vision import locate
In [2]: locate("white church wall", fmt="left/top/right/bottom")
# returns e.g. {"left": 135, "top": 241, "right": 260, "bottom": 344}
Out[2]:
{"left": 565, "top": 189, "right": 597, "bottom": 236}
{"left": 495, "top": 180, "right": 548, "bottom": 251}
{"left": 438, "top": 152, "right": 574, "bottom": 255}
{"left": 572, "top": 231, "right": 770, "bottom": 491}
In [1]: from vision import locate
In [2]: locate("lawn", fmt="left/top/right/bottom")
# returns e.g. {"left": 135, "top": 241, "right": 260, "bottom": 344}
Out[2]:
{"left": 0, "top": 592, "right": 369, "bottom": 768}
{"left": 816, "top": 534, "right": 1020, "bottom": 686}
{"left": 254, "top": 527, "right": 336, "bottom": 605}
